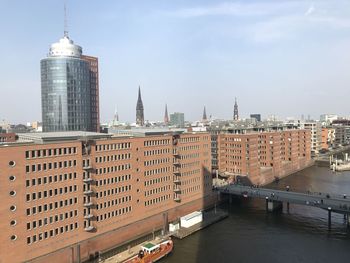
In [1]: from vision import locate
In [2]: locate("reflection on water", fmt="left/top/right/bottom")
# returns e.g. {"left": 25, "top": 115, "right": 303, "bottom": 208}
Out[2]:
{"left": 164, "top": 166, "right": 350, "bottom": 263}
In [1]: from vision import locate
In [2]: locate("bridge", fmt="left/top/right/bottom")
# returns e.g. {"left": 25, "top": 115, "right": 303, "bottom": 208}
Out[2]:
{"left": 218, "top": 184, "right": 350, "bottom": 229}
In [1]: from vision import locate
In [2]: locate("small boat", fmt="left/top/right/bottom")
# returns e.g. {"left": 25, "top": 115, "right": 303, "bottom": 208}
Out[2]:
{"left": 124, "top": 238, "right": 173, "bottom": 263}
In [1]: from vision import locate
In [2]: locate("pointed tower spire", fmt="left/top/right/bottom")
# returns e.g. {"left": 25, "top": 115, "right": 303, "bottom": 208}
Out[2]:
{"left": 233, "top": 97, "right": 239, "bottom": 121}
{"left": 164, "top": 104, "right": 169, "bottom": 125}
{"left": 202, "top": 106, "right": 207, "bottom": 122}
{"left": 114, "top": 106, "right": 119, "bottom": 123}
{"left": 136, "top": 86, "right": 144, "bottom": 126}
{"left": 64, "top": 3, "right": 69, "bottom": 37}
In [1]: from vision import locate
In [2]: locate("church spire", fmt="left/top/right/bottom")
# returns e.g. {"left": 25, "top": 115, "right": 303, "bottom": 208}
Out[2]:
{"left": 233, "top": 97, "right": 239, "bottom": 121}
{"left": 136, "top": 86, "right": 144, "bottom": 126}
{"left": 164, "top": 104, "right": 169, "bottom": 125}
{"left": 202, "top": 106, "right": 207, "bottom": 122}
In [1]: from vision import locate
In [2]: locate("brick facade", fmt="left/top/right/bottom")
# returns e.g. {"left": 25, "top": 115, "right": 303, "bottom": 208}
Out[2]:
{"left": 0, "top": 132, "right": 212, "bottom": 263}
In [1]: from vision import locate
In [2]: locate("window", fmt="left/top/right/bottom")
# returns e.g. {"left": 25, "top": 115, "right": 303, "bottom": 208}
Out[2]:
{"left": 9, "top": 175, "right": 16, "bottom": 181}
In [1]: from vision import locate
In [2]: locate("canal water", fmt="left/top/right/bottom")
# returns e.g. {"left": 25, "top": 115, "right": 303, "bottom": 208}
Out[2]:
{"left": 163, "top": 166, "right": 350, "bottom": 263}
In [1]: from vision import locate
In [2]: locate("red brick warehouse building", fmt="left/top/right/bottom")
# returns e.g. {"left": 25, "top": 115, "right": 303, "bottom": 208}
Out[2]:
{"left": 0, "top": 130, "right": 213, "bottom": 263}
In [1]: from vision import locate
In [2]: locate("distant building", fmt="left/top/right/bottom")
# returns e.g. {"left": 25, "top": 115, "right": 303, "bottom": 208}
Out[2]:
{"left": 320, "top": 114, "right": 338, "bottom": 125}
{"left": 41, "top": 31, "right": 99, "bottom": 132}
{"left": 0, "top": 132, "right": 16, "bottom": 143}
{"left": 299, "top": 121, "right": 322, "bottom": 155}
{"left": 170, "top": 112, "right": 185, "bottom": 128}
{"left": 217, "top": 130, "right": 312, "bottom": 185}
{"left": 250, "top": 114, "right": 261, "bottom": 122}
{"left": 136, "top": 86, "right": 144, "bottom": 126}
{"left": 233, "top": 97, "right": 239, "bottom": 121}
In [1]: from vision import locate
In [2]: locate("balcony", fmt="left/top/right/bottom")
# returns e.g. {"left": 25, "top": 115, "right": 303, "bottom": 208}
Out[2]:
{"left": 84, "top": 202, "right": 94, "bottom": 208}
{"left": 173, "top": 162, "right": 181, "bottom": 167}
{"left": 84, "top": 214, "right": 94, "bottom": 220}
{"left": 173, "top": 171, "right": 181, "bottom": 176}
{"left": 83, "top": 190, "right": 94, "bottom": 196}
{"left": 174, "top": 178, "right": 181, "bottom": 184}
{"left": 173, "top": 151, "right": 180, "bottom": 157}
{"left": 84, "top": 225, "right": 96, "bottom": 232}
{"left": 83, "top": 177, "right": 93, "bottom": 183}
{"left": 174, "top": 187, "right": 181, "bottom": 193}
{"left": 83, "top": 165, "right": 94, "bottom": 171}
{"left": 174, "top": 196, "right": 181, "bottom": 202}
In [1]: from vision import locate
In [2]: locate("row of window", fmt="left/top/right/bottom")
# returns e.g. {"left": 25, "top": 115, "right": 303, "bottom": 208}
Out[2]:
{"left": 95, "top": 143, "right": 131, "bottom": 152}
{"left": 144, "top": 194, "right": 171, "bottom": 206}
{"left": 180, "top": 153, "right": 200, "bottom": 159}
{"left": 144, "top": 139, "right": 170, "bottom": 147}
{"left": 27, "top": 210, "right": 78, "bottom": 230}
{"left": 179, "top": 145, "right": 200, "bottom": 151}
{"left": 144, "top": 158, "right": 170, "bottom": 166}
{"left": 181, "top": 169, "right": 200, "bottom": 177}
{"left": 26, "top": 186, "right": 78, "bottom": 202}
{"left": 26, "top": 172, "right": 77, "bottom": 187}
{"left": 25, "top": 147, "right": 77, "bottom": 159}
{"left": 144, "top": 148, "right": 170, "bottom": 156}
{"left": 27, "top": 222, "right": 79, "bottom": 244}
{"left": 182, "top": 185, "right": 201, "bottom": 194}
{"left": 96, "top": 174, "right": 132, "bottom": 186}
{"left": 182, "top": 177, "right": 201, "bottom": 186}
{"left": 144, "top": 167, "right": 170, "bottom": 177}
{"left": 95, "top": 153, "right": 131, "bottom": 163}
{"left": 179, "top": 137, "right": 201, "bottom": 143}
{"left": 181, "top": 161, "right": 200, "bottom": 169}
{"left": 144, "top": 176, "right": 171, "bottom": 186}
{"left": 96, "top": 206, "right": 132, "bottom": 222}
{"left": 26, "top": 197, "right": 78, "bottom": 216}
{"left": 145, "top": 185, "right": 171, "bottom": 197}
{"left": 25, "top": 160, "right": 77, "bottom": 173}
{"left": 96, "top": 195, "right": 132, "bottom": 210}
{"left": 96, "top": 185, "right": 132, "bottom": 198}
{"left": 96, "top": 164, "right": 131, "bottom": 175}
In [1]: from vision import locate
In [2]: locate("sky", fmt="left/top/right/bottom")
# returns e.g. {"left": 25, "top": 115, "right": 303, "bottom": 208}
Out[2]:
{"left": 1, "top": 0, "right": 350, "bottom": 124}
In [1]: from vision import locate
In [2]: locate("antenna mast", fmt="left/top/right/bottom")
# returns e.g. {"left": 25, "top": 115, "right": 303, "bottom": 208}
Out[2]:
{"left": 64, "top": 3, "right": 68, "bottom": 37}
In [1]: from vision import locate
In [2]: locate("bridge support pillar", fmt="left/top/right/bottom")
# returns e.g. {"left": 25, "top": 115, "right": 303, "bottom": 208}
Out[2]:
{"left": 328, "top": 207, "right": 332, "bottom": 230}
{"left": 229, "top": 195, "right": 233, "bottom": 204}
{"left": 266, "top": 200, "right": 283, "bottom": 212}
{"left": 286, "top": 202, "right": 290, "bottom": 213}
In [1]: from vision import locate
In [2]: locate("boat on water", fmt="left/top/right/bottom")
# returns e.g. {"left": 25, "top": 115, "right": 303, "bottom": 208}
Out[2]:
{"left": 124, "top": 239, "right": 173, "bottom": 263}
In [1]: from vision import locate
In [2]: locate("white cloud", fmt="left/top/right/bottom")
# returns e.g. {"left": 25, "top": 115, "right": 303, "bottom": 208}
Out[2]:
{"left": 165, "top": 1, "right": 350, "bottom": 43}
{"left": 304, "top": 4, "right": 315, "bottom": 16}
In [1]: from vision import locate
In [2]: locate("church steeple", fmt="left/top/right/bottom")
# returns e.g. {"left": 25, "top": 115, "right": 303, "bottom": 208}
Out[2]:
{"left": 136, "top": 86, "right": 144, "bottom": 126}
{"left": 164, "top": 104, "right": 169, "bottom": 125}
{"left": 202, "top": 106, "right": 207, "bottom": 122}
{"left": 233, "top": 97, "right": 239, "bottom": 121}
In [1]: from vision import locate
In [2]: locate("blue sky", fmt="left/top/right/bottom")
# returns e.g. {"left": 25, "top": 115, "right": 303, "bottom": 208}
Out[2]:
{"left": 1, "top": 0, "right": 350, "bottom": 123}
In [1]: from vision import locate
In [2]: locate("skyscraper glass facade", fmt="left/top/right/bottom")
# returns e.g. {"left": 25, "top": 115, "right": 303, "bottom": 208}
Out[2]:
{"left": 41, "top": 58, "right": 91, "bottom": 132}
{"left": 41, "top": 35, "right": 99, "bottom": 132}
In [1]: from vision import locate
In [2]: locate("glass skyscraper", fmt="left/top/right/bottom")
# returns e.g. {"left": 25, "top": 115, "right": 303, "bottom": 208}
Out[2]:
{"left": 41, "top": 33, "right": 99, "bottom": 132}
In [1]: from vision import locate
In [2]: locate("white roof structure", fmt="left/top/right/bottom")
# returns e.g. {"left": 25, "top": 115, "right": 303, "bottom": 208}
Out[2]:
{"left": 48, "top": 35, "right": 82, "bottom": 58}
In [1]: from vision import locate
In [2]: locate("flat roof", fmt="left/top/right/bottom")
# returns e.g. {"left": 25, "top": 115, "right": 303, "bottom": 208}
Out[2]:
{"left": 109, "top": 128, "right": 187, "bottom": 137}
{"left": 181, "top": 211, "right": 202, "bottom": 221}
{"left": 18, "top": 131, "right": 112, "bottom": 143}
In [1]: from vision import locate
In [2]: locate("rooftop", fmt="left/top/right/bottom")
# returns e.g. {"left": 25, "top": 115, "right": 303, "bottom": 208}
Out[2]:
{"left": 18, "top": 131, "right": 111, "bottom": 143}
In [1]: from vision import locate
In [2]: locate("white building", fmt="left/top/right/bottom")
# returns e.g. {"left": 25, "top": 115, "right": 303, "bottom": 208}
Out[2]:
{"left": 299, "top": 121, "right": 322, "bottom": 155}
